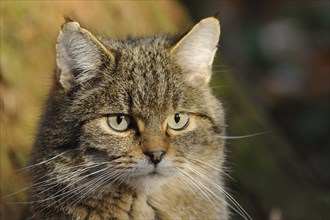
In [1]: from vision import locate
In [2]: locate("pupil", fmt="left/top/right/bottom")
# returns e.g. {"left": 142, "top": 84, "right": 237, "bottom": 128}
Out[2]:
{"left": 174, "top": 114, "right": 180, "bottom": 123}
{"left": 117, "top": 115, "right": 123, "bottom": 124}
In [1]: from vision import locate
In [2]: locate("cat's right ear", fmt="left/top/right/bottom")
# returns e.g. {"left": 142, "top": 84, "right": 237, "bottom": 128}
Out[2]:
{"left": 56, "top": 21, "right": 115, "bottom": 91}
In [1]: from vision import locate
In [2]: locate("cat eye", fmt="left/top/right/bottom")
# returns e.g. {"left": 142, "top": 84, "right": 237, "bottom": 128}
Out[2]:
{"left": 107, "top": 114, "right": 132, "bottom": 132}
{"left": 167, "top": 113, "right": 189, "bottom": 130}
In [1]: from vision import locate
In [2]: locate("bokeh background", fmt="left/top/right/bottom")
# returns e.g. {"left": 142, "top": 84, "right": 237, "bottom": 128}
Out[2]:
{"left": 1, "top": 1, "right": 329, "bottom": 220}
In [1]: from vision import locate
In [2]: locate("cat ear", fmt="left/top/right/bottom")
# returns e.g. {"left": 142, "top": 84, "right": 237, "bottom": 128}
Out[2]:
{"left": 56, "top": 20, "right": 115, "bottom": 91}
{"left": 171, "top": 17, "right": 220, "bottom": 86}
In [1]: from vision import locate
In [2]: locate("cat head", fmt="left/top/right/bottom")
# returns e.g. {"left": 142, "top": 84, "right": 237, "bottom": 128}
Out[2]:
{"left": 34, "top": 17, "right": 225, "bottom": 195}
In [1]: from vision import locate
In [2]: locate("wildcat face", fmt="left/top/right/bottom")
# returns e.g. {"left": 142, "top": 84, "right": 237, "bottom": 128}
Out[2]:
{"left": 52, "top": 33, "right": 224, "bottom": 193}
{"left": 29, "top": 17, "right": 227, "bottom": 218}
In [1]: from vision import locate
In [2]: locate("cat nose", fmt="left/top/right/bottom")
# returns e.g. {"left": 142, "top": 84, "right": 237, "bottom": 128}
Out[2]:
{"left": 144, "top": 150, "right": 165, "bottom": 165}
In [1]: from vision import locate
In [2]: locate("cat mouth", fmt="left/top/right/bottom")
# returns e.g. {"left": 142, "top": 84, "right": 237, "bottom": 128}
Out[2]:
{"left": 145, "top": 165, "right": 174, "bottom": 178}
{"left": 134, "top": 158, "right": 175, "bottom": 178}
{"left": 146, "top": 167, "right": 163, "bottom": 177}
{"left": 149, "top": 169, "right": 163, "bottom": 176}
{"left": 128, "top": 165, "right": 175, "bottom": 194}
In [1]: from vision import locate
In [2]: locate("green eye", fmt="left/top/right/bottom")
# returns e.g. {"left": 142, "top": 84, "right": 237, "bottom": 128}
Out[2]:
{"left": 107, "top": 114, "right": 132, "bottom": 132}
{"left": 167, "top": 113, "right": 189, "bottom": 130}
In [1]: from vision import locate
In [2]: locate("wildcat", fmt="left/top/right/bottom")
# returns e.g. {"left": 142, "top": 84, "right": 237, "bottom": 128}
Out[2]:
{"left": 27, "top": 16, "right": 230, "bottom": 219}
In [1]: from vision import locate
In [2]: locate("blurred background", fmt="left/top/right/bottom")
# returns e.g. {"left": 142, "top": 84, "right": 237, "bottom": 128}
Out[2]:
{"left": 1, "top": 1, "right": 329, "bottom": 220}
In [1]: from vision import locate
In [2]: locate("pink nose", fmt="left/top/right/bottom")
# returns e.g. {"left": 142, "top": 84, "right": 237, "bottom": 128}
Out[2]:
{"left": 144, "top": 150, "right": 165, "bottom": 165}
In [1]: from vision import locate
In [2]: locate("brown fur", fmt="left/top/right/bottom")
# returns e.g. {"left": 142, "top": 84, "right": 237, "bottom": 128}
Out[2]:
{"left": 28, "top": 17, "right": 229, "bottom": 219}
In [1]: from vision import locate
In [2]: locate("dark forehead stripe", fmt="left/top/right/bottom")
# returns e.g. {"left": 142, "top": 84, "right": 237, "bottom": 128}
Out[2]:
{"left": 117, "top": 42, "right": 174, "bottom": 116}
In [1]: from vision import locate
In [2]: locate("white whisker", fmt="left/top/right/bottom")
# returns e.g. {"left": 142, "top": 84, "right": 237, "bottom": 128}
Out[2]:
{"left": 176, "top": 167, "right": 218, "bottom": 209}
{"left": 186, "top": 165, "right": 252, "bottom": 220}
{"left": 186, "top": 157, "right": 237, "bottom": 183}
{"left": 217, "top": 131, "right": 270, "bottom": 140}
{"left": 29, "top": 165, "right": 112, "bottom": 218}
{"left": 16, "top": 150, "right": 73, "bottom": 171}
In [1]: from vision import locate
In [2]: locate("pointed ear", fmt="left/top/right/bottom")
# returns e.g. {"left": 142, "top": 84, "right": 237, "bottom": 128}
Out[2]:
{"left": 171, "top": 17, "right": 220, "bottom": 86}
{"left": 56, "top": 21, "right": 115, "bottom": 91}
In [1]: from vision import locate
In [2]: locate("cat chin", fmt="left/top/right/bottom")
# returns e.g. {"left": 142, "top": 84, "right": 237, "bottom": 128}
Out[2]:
{"left": 123, "top": 157, "right": 177, "bottom": 195}
{"left": 131, "top": 174, "right": 170, "bottom": 195}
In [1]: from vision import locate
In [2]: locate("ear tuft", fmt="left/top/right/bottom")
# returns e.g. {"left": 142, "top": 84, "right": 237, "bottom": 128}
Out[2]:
{"left": 64, "top": 16, "right": 74, "bottom": 23}
{"left": 213, "top": 12, "right": 221, "bottom": 20}
{"left": 171, "top": 17, "right": 220, "bottom": 86}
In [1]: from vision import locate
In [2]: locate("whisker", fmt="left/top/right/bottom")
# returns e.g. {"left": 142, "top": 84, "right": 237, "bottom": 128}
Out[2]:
{"left": 16, "top": 150, "right": 73, "bottom": 171}
{"left": 176, "top": 168, "right": 217, "bottom": 209}
{"left": 212, "top": 64, "right": 232, "bottom": 68}
{"left": 29, "top": 166, "right": 113, "bottom": 218}
{"left": 186, "top": 165, "right": 252, "bottom": 220}
{"left": 2, "top": 170, "right": 76, "bottom": 200}
{"left": 28, "top": 165, "right": 101, "bottom": 200}
{"left": 217, "top": 131, "right": 270, "bottom": 140}
{"left": 212, "top": 70, "right": 234, "bottom": 73}
{"left": 210, "top": 85, "right": 232, "bottom": 89}
{"left": 183, "top": 166, "right": 244, "bottom": 218}
{"left": 65, "top": 171, "right": 113, "bottom": 207}
{"left": 69, "top": 170, "right": 126, "bottom": 208}
{"left": 27, "top": 163, "right": 110, "bottom": 204}
{"left": 178, "top": 167, "right": 246, "bottom": 218}
{"left": 186, "top": 157, "right": 237, "bottom": 183}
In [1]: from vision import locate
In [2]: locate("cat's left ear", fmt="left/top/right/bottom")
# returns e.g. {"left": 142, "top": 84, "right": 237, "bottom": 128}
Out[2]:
{"left": 171, "top": 17, "right": 220, "bottom": 86}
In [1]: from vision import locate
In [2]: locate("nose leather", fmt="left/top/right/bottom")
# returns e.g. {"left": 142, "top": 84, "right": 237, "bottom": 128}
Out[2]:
{"left": 144, "top": 150, "right": 165, "bottom": 165}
